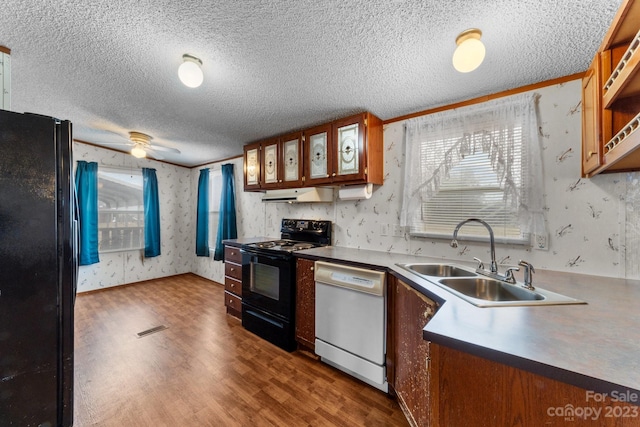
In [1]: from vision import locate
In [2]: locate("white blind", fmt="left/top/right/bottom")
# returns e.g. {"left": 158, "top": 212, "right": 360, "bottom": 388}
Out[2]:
{"left": 401, "top": 93, "right": 544, "bottom": 245}
{"left": 97, "top": 168, "right": 144, "bottom": 252}
{"left": 208, "top": 169, "right": 222, "bottom": 248}
{"left": 418, "top": 128, "right": 527, "bottom": 242}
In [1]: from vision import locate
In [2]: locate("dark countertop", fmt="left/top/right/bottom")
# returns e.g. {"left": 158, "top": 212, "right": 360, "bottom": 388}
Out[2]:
{"left": 222, "top": 237, "right": 277, "bottom": 248}
{"left": 296, "top": 246, "right": 640, "bottom": 398}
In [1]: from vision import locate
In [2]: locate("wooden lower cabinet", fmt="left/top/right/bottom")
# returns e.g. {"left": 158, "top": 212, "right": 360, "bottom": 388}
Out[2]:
{"left": 430, "top": 343, "right": 640, "bottom": 426}
{"left": 295, "top": 258, "right": 315, "bottom": 352}
{"left": 387, "top": 277, "right": 438, "bottom": 427}
{"left": 388, "top": 276, "right": 640, "bottom": 426}
{"left": 223, "top": 245, "right": 242, "bottom": 319}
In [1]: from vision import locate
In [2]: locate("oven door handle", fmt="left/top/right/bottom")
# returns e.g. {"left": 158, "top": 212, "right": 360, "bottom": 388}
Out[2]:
{"left": 240, "top": 248, "right": 290, "bottom": 261}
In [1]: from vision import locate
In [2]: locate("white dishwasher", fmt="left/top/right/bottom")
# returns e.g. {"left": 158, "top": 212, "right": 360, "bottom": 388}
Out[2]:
{"left": 314, "top": 261, "right": 388, "bottom": 392}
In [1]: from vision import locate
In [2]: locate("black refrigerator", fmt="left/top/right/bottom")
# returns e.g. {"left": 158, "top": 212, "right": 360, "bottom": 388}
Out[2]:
{"left": 0, "top": 110, "right": 76, "bottom": 426}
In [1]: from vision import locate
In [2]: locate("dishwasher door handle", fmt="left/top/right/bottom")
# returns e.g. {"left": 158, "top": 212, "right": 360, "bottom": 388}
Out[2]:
{"left": 314, "top": 261, "right": 385, "bottom": 296}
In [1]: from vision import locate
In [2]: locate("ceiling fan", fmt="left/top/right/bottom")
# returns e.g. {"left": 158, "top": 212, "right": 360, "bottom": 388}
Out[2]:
{"left": 95, "top": 130, "right": 181, "bottom": 160}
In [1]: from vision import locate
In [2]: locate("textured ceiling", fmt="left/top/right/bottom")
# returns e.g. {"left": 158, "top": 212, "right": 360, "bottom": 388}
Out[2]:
{"left": 1, "top": 0, "right": 623, "bottom": 166}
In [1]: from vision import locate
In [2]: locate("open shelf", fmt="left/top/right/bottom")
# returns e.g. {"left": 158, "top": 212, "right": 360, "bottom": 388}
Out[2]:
{"left": 603, "top": 29, "right": 640, "bottom": 108}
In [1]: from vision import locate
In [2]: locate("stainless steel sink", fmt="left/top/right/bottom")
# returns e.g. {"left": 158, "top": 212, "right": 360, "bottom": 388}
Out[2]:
{"left": 396, "top": 263, "right": 586, "bottom": 307}
{"left": 401, "top": 263, "right": 477, "bottom": 277}
{"left": 439, "top": 277, "right": 543, "bottom": 302}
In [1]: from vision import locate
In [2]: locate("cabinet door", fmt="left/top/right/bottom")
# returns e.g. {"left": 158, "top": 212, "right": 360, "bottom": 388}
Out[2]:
{"left": 332, "top": 113, "right": 367, "bottom": 183}
{"left": 295, "top": 258, "right": 316, "bottom": 351}
{"left": 280, "top": 132, "right": 304, "bottom": 188}
{"left": 389, "top": 278, "right": 438, "bottom": 426}
{"left": 243, "top": 142, "right": 261, "bottom": 191}
{"left": 260, "top": 138, "right": 280, "bottom": 189}
{"left": 582, "top": 56, "right": 603, "bottom": 177}
{"left": 304, "top": 123, "right": 334, "bottom": 185}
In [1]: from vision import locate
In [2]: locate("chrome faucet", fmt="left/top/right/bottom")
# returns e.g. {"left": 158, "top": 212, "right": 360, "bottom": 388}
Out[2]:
{"left": 451, "top": 218, "right": 516, "bottom": 283}
{"left": 451, "top": 218, "right": 498, "bottom": 273}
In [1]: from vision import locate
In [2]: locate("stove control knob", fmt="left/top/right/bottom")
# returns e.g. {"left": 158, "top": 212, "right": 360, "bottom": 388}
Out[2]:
{"left": 313, "top": 222, "right": 325, "bottom": 230}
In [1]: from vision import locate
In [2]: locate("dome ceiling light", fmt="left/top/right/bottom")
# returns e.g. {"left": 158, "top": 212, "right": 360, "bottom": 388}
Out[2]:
{"left": 452, "top": 28, "right": 486, "bottom": 73}
{"left": 178, "top": 54, "right": 203, "bottom": 88}
{"left": 129, "top": 131, "right": 151, "bottom": 158}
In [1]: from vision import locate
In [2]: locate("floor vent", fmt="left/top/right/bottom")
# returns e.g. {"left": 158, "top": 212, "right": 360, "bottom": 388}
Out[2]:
{"left": 136, "top": 325, "right": 168, "bottom": 338}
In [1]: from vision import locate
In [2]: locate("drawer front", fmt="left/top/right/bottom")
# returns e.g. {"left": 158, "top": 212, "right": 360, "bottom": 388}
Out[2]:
{"left": 224, "top": 246, "right": 242, "bottom": 264}
{"left": 225, "top": 277, "right": 242, "bottom": 297}
{"left": 225, "top": 291, "right": 242, "bottom": 312}
{"left": 225, "top": 261, "right": 242, "bottom": 281}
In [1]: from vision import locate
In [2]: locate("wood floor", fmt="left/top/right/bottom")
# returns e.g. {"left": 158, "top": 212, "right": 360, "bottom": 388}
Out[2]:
{"left": 74, "top": 274, "right": 409, "bottom": 426}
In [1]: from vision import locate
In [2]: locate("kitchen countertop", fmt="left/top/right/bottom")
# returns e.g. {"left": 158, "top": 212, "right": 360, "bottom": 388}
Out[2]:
{"left": 295, "top": 246, "right": 640, "bottom": 398}
{"left": 222, "top": 237, "right": 278, "bottom": 247}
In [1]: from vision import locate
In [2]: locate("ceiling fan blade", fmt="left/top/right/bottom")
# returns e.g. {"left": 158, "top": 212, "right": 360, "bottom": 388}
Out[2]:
{"left": 99, "top": 141, "right": 134, "bottom": 147}
{"left": 145, "top": 149, "right": 166, "bottom": 160}
{"left": 149, "top": 144, "right": 180, "bottom": 154}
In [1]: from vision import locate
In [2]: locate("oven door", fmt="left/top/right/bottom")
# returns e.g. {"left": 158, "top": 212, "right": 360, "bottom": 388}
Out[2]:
{"left": 241, "top": 249, "right": 294, "bottom": 320}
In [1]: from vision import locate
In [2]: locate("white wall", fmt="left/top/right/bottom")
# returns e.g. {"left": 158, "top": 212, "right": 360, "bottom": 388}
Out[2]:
{"left": 74, "top": 143, "right": 192, "bottom": 292}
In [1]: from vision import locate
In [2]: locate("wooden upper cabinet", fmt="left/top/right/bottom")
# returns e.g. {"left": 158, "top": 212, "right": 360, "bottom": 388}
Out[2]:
{"left": 243, "top": 111, "right": 384, "bottom": 190}
{"left": 582, "top": 56, "right": 603, "bottom": 177}
{"left": 243, "top": 141, "right": 261, "bottom": 191}
{"left": 303, "top": 122, "right": 334, "bottom": 186}
{"left": 280, "top": 131, "right": 304, "bottom": 188}
{"left": 583, "top": 0, "right": 640, "bottom": 177}
{"left": 304, "top": 112, "right": 384, "bottom": 186}
{"left": 333, "top": 112, "right": 383, "bottom": 185}
{"left": 260, "top": 138, "right": 280, "bottom": 189}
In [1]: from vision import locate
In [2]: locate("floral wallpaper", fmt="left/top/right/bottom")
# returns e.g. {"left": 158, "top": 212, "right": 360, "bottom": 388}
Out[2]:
{"left": 74, "top": 143, "right": 192, "bottom": 292}
{"left": 76, "top": 78, "right": 640, "bottom": 292}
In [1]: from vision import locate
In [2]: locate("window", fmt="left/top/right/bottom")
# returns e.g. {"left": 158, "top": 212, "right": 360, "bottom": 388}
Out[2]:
{"left": 208, "top": 169, "right": 222, "bottom": 248}
{"left": 401, "top": 93, "right": 544, "bottom": 245}
{"left": 97, "top": 168, "right": 144, "bottom": 252}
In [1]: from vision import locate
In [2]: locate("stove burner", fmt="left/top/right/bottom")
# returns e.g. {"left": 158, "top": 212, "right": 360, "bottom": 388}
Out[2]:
{"left": 249, "top": 239, "right": 320, "bottom": 252}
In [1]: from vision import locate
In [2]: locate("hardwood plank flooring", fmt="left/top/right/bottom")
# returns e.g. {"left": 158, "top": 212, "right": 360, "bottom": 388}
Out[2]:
{"left": 74, "top": 274, "right": 409, "bottom": 426}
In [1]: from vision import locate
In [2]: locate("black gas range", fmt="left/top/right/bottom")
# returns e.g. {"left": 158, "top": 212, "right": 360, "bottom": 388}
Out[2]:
{"left": 240, "top": 219, "right": 331, "bottom": 351}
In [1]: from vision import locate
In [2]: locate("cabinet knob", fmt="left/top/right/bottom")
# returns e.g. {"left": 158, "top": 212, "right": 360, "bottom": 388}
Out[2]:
{"left": 229, "top": 299, "right": 233, "bottom": 304}
{"left": 310, "top": 267, "right": 314, "bottom": 271}
{"left": 332, "top": 172, "right": 336, "bottom": 177}
{"left": 231, "top": 251, "right": 236, "bottom": 256}
{"left": 588, "top": 151, "right": 597, "bottom": 159}
{"left": 230, "top": 267, "right": 235, "bottom": 272}
{"left": 231, "top": 283, "right": 235, "bottom": 288}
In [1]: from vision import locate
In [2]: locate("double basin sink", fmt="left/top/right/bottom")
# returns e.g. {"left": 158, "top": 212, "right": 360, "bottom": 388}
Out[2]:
{"left": 397, "top": 263, "right": 585, "bottom": 307}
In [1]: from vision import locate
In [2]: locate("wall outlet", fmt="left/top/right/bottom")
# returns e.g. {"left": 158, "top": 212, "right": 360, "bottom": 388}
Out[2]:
{"left": 392, "top": 224, "right": 404, "bottom": 237}
{"left": 380, "top": 223, "right": 389, "bottom": 236}
{"left": 533, "top": 233, "right": 549, "bottom": 251}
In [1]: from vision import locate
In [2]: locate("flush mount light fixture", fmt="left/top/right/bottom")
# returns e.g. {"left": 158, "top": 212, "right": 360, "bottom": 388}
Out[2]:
{"left": 178, "top": 54, "right": 204, "bottom": 88}
{"left": 452, "top": 28, "right": 486, "bottom": 73}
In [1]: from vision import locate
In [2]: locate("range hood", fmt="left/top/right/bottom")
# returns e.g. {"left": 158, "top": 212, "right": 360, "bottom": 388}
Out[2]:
{"left": 261, "top": 187, "right": 334, "bottom": 203}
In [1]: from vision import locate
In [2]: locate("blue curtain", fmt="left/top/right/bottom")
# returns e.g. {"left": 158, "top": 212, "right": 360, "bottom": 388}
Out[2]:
{"left": 214, "top": 164, "right": 237, "bottom": 260}
{"left": 142, "top": 168, "right": 161, "bottom": 258}
{"left": 195, "top": 168, "right": 210, "bottom": 257}
{"left": 75, "top": 161, "right": 99, "bottom": 265}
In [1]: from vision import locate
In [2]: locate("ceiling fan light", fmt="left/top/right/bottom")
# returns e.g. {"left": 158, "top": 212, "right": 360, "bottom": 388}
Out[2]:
{"left": 178, "top": 54, "right": 203, "bottom": 88}
{"left": 131, "top": 144, "right": 147, "bottom": 158}
{"left": 452, "top": 29, "right": 485, "bottom": 73}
